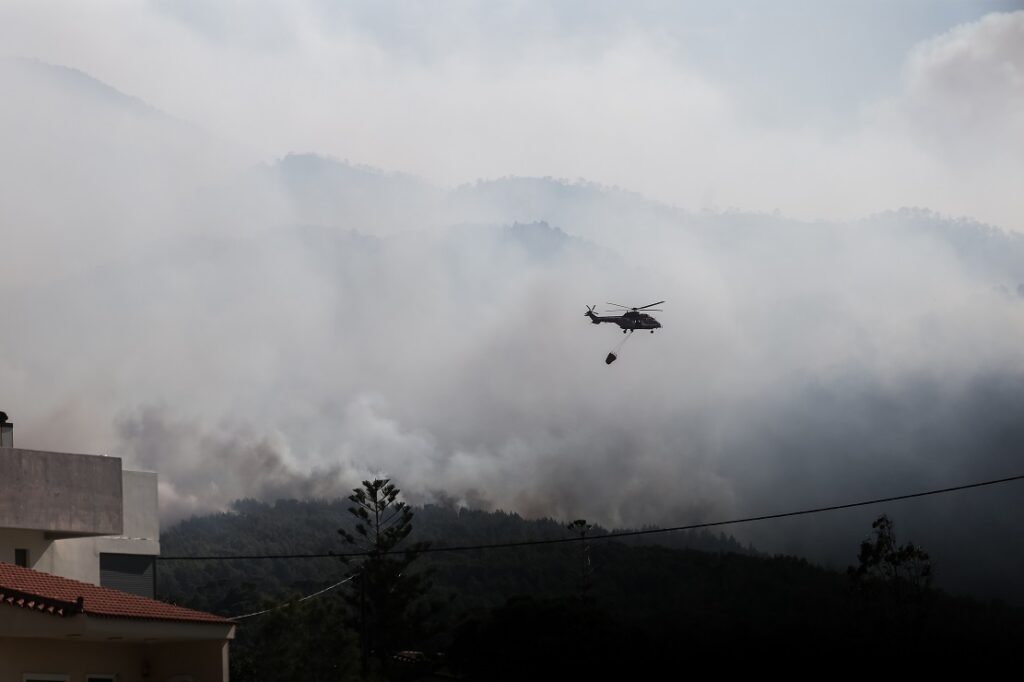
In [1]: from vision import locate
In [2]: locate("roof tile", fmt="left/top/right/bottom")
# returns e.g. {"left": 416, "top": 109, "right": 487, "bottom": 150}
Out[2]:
{"left": 0, "top": 562, "right": 231, "bottom": 625}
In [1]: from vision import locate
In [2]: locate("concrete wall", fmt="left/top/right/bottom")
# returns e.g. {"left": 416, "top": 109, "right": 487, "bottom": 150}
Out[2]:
{"left": 0, "top": 528, "right": 51, "bottom": 567}
{"left": 0, "top": 470, "right": 159, "bottom": 585}
{"left": 0, "top": 607, "right": 233, "bottom": 681}
{"left": 0, "top": 448, "right": 123, "bottom": 536}
{"left": 37, "top": 534, "right": 105, "bottom": 585}
{"left": 0, "top": 637, "right": 229, "bottom": 682}
{"left": 120, "top": 470, "right": 159, "bottom": 543}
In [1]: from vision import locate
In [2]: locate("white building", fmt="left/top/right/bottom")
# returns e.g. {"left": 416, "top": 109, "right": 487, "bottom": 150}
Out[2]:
{"left": 0, "top": 416, "right": 160, "bottom": 597}
{"left": 0, "top": 414, "right": 234, "bottom": 681}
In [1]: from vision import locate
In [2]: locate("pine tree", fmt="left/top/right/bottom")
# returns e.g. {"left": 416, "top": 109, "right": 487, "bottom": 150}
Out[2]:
{"left": 849, "top": 514, "right": 933, "bottom": 638}
{"left": 338, "top": 479, "right": 432, "bottom": 669}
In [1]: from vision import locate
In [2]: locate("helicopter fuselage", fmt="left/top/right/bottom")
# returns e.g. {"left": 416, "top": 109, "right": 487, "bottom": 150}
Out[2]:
{"left": 586, "top": 310, "right": 661, "bottom": 331}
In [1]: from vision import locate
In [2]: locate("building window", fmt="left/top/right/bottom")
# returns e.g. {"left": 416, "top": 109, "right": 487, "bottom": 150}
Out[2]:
{"left": 99, "top": 553, "right": 156, "bottom": 598}
{"left": 23, "top": 675, "right": 69, "bottom": 682}
{"left": 15, "top": 548, "right": 28, "bottom": 567}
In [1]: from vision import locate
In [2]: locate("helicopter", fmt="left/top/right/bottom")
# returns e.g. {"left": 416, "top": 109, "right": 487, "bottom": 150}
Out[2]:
{"left": 585, "top": 301, "right": 664, "bottom": 333}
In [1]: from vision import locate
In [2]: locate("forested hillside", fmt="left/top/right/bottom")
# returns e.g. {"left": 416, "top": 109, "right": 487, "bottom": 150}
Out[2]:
{"left": 158, "top": 498, "right": 751, "bottom": 615}
{"left": 159, "top": 498, "right": 1024, "bottom": 679}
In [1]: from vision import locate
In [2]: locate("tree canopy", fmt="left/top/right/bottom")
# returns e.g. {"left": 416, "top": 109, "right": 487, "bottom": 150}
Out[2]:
{"left": 338, "top": 479, "right": 434, "bottom": 669}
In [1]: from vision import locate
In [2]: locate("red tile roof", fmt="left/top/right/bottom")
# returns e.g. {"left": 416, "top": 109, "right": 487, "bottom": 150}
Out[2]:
{"left": 0, "top": 562, "right": 232, "bottom": 625}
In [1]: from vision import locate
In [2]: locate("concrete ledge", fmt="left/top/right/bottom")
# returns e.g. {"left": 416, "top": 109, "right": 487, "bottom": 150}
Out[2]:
{"left": 0, "top": 449, "right": 123, "bottom": 536}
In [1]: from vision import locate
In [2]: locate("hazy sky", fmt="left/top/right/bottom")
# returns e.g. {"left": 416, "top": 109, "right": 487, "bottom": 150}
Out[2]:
{"left": 2, "top": 1, "right": 1021, "bottom": 227}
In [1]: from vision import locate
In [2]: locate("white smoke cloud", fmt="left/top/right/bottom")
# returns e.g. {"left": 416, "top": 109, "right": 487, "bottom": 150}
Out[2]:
{"left": 1, "top": 4, "right": 1021, "bottom": 226}
{"left": 900, "top": 10, "right": 1024, "bottom": 158}
{"left": 2, "top": 7, "right": 1024, "bottom": 601}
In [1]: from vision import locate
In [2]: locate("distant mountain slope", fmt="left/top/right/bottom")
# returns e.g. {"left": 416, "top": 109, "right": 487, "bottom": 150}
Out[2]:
{"left": 158, "top": 498, "right": 752, "bottom": 615}
{"left": 158, "top": 497, "right": 1024, "bottom": 666}
{"left": 274, "top": 156, "right": 1024, "bottom": 288}
{"left": 3, "top": 57, "right": 163, "bottom": 116}
{"left": 864, "top": 207, "right": 1024, "bottom": 285}
{"left": 0, "top": 56, "right": 247, "bottom": 283}
{"left": 272, "top": 153, "right": 445, "bottom": 234}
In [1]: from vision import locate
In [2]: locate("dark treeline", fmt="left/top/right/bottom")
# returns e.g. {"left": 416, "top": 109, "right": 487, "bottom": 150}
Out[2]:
{"left": 159, "top": 498, "right": 1024, "bottom": 679}
{"left": 158, "top": 498, "right": 751, "bottom": 615}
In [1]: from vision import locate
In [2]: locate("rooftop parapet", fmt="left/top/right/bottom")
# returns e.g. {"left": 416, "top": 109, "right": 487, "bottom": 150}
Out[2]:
{"left": 0, "top": 448, "right": 123, "bottom": 537}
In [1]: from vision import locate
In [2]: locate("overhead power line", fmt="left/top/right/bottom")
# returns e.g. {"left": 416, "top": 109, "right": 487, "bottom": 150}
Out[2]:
{"left": 229, "top": 573, "right": 359, "bottom": 620}
{"left": 158, "top": 472, "right": 1024, "bottom": 562}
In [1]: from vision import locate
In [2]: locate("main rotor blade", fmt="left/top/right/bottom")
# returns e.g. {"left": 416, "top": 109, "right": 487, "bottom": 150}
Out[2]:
{"left": 636, "top": 300, "right": 665, "bottom": 310}
{"left": 606, "top": 303, "right": 631, "bottom": 309}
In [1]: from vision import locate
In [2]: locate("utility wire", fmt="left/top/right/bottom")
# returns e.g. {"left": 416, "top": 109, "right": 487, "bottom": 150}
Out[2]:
{"left": 158, "top": 472, "right": 1024, "bottom": 562}
{"left": 229, "top": 573, "right": 359, "bottom": 620}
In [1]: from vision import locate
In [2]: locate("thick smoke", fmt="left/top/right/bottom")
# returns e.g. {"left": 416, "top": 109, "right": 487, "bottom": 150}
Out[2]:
{"left": 2, "top": 4, "right": 1021, "bottom": 226}
{"left": 2, "top": 11, "right": 1024, "bottom": 603}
